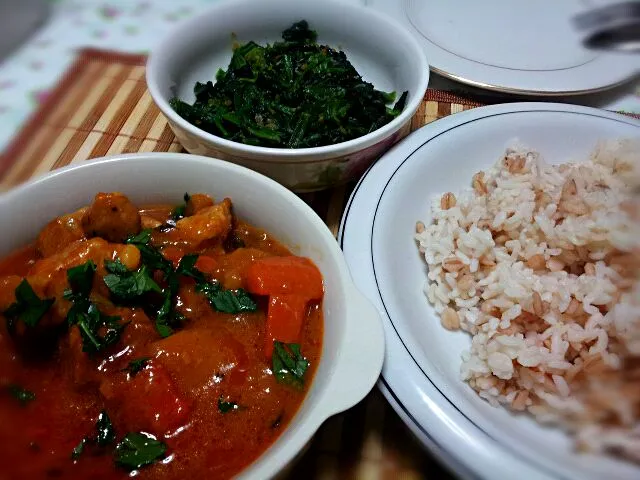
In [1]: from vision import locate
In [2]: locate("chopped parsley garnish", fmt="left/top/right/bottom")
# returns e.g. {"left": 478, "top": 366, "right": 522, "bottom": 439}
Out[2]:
{"left": 95, "top": 410, "right": 116, "bottom": 447}
{"left": 196, "top": 281, "right": 257, "bottom": 314}
{"left": 218, "top": 396, "right": 239, "bottom": 414}
{"left": 3, "top": 279, "right": 54, "bottom": 332}
{"left": 103, "top": 259, "right": 161, "bottom": 301}
{"left": 72, "top": 410, "right": 115, "bottom": 460}
{"left": 71, "top": 439, "right": 86, "bottom": 460}
{"left": 179, "top": 253, "right": 257, "bottom": 314}
{"left": 272, "top": 341, "right": 309, "bottom": 388}
{"left": 125, "top": 229, "right": 174, "bottom": 274}
{"left": 7, "top": 384, "right": 36, "bottom": 406}
{"left": 124, "top": 230, "right": 183, "bottom": 337}
{"left": 154, "top": 272, "right": 184, "bottom": 338}
{"left": 124, "top": 229, "right": 152, "bottom": 246}
{"left": 123, "top": 357, "right": 150, "bottom": 376}
{"left": 175, "top": 253, "right": 206, "bottom": 283}
{"left": 64, "top": 261, "right": 128, "bottom": 354}
{"left": 66, "top": 260, "right": 97, "bottom": 298}
{"left": 114, "top": 432, "right": 167, "bottom": 471}
{"left": 124, "top": 231, "right": 256, "bottom": 338}
{"left": 170, "top": 21, "right": 408, "bottom": 149}
{"left": 171, "top": 192, "right": 191, "bottom": 221}
{"left": 72, "top": 305, "right": 126, "bottom": 354}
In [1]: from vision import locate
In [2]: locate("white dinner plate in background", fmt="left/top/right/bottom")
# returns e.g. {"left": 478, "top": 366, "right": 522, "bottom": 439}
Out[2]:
{"left": 359, "top": 0, "right": 639, "bottom": 95}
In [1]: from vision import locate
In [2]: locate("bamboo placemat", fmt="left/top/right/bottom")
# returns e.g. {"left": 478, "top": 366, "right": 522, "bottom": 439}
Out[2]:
{"left": 0, "top": 49, "right": 482, "bottom": 188}
{"left": 0, "top": 48, "right": 488, "bottom": 479}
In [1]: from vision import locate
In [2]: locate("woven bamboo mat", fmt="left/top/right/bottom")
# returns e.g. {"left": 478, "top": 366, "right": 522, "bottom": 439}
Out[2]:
{"left": 0, "top": 48, "right": 489, "bottom": 479}
{"left": 0, "top": 49, "right": 482, "bottom": 189}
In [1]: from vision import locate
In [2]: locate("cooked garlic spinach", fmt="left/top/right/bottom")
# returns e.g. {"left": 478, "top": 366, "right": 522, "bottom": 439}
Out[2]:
{"left": 170, "top": 20, "right": 407, "bottom": 148}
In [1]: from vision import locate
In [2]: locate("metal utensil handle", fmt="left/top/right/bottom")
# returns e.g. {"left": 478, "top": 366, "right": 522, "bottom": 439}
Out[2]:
{"left": 573, "top": 1, "right": 640, "bottom": 52}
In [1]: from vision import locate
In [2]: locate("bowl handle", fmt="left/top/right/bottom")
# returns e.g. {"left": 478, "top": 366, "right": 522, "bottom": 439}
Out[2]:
{"left": 321, "top": 287, "right": 386, "bottom": 416}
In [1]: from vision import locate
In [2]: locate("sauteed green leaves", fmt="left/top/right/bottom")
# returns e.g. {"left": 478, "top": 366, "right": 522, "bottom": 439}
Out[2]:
{"left": 170, "top": 21, "right": 407, "bottom": 148}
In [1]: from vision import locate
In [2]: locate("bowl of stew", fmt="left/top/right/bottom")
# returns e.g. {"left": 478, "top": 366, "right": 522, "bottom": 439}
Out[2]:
{"left": 0, "top": 153, "right": 385, "bottom": 479}
{"left": 146, "top": 0, "right": 429, "bottom": 192}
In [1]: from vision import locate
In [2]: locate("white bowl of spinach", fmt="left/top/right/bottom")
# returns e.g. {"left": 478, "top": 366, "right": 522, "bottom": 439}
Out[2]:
{"left": 147, "top": 0, "right": 429, "bottom": 192}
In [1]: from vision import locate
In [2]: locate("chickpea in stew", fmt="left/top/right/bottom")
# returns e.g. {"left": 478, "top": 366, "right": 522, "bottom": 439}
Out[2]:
{"left": 0, "top": 192, "right": 323, "bottom": 480}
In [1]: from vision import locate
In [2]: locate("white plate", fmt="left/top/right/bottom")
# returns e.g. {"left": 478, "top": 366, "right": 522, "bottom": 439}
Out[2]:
{"left": 339, "top": 103, "right": 640, "bottom": 480}
{"left": 359, "top": 0, "right": 639, "bottom": 95}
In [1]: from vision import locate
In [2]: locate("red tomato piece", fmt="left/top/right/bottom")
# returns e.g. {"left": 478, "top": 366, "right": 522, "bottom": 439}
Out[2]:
{"left": 100, "top": 360, "right": 191, "bottom": 436}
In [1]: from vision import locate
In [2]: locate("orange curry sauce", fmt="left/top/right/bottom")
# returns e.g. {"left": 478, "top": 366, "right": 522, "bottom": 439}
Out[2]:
{"left": 0, "top": 193, "right": 323, "bottom": 480}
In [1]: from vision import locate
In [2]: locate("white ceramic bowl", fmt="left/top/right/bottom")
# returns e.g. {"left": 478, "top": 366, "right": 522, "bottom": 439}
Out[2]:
{"left": 146, "top": 0, "right": 429, "bottom": 192}
{"left": 0, "top": 153, "right": 386, "bottom": 480}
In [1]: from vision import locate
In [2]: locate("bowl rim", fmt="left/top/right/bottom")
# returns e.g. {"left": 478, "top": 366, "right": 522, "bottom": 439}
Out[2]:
{"left": 0, "top": 152, "right": 386, "bottom": 480}
{"left": 145, "top": 0, "right": 430, "bottom": 158}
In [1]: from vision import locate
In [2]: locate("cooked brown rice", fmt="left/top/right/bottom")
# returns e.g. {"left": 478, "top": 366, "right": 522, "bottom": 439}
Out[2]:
{"left": 415, "top": 139, "right": 640, "bottom": 462}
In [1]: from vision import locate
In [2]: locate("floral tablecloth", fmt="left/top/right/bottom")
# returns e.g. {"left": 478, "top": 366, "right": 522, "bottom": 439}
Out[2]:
{"left": 0, "top": 0, "right": 639, "bottom": 153}
{"left": 0, "top": 0, "right": 218, "bottom": 150}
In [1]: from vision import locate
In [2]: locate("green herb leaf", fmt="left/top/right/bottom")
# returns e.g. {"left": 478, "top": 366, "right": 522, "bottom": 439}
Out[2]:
{"left": 282, "top": 20, "right": 318, "bottom": 44}
{"left": 103, "top": 260, "right": 161, "bottom": 301}
{"left": 71, "top": 304, "right": 127, "bottom": 354}
{"left": 392, "top": 91, "right": 408, "bottom": 115}
{"left": 104, "top": 259, "right": 128, "bottom": 275}
{"left": 66, "top": 260, "right": 97, "bottom": 298}
{"left": 272, "top": 342, "right": 309, "bottom": 388}
{"left": 155, "top": 321, "right": 174, "bottom": 339}
{"left": 3, "top": 279, "right": 54, "bottom": 331}
{"left": 124, "top": 231, "right": 183, "bottom": 338}
{"left": 114, "top": 432, "right": 167, "bottom": 471}
{"left": 218, "top": 396, "right": 239, "bottom": 414}
{"left": 196, "top": 282, "right": 257, "bottom": 314}
{"left": 124, "top": 357, "right": 150, "bottom": 376}
{"left": 96, "top": 410, "right": 115, "bottom": 447}
{"left": 212, "top": 288, "right": 257, "bottom": 313}
{"left": 65, "top": 261, "right": 127, "bottom": 354}
{"left": 154, "top": 276, "right": 184, "bottom": 338}
{"left": 138, "top": 244, "right": 174, "bottom": 275}
{"left": 171, "top": 192, "right": 191, "bottom": 221}
{"left": 7, "top": 384, "right": 36, "bottom": 406}
{"left": 176, "top": 256, "right": 257, "bottom": 315}
{"left": 72, "top": 410, "right": 116, "bottom": 460}
{"left": 125, "top": 229, "right": 152, "bottom": 246}
{"left": 71, "top": 438, "right": 86, "bottom": 460}
{"left": 172, "top": 205, "right": 186, "bottom": 220}
{"left": 175, "top": 253, "right": 206, "bottom": 283}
